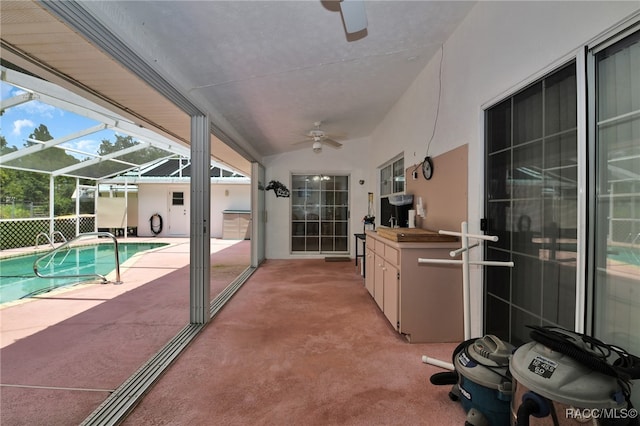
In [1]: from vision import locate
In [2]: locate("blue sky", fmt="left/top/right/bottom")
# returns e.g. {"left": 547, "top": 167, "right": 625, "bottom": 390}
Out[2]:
{"left": 1, "top": 81, "right": 119, "bottom": 159}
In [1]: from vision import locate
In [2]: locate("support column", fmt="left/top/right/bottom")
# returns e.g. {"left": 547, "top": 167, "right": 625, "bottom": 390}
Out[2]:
{"left": 124, "top": 177, "right": 128, "bottom": 239}
{"left": 75, "top": 178, "right": 80, "bottom": 236}
{"left": 94, "top": 183, "right": 98, "bottom": 232}
{"left": 190, "top": 115, "right": 211, "bottom": 324}
{"left": 49, "top": 175, "right": 55, "bottom": 236}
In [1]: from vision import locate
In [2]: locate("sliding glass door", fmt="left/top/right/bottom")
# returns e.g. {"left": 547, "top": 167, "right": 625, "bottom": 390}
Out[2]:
{"left": 589, "top": 30, "right": 640, "bottom": 409}
{"left": 252, "top": 161, "right": 266, "bottom": 267}
{"left": 291, "top": 174, "right": 349, "bottom": 254}
{"left": 483, "top": 62, "right": 578, "bottom": 345}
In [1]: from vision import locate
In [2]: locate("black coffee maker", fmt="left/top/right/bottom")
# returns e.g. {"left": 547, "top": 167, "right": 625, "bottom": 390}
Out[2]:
{"left": 388, "top": 194, "right": 413, "bottom": 228}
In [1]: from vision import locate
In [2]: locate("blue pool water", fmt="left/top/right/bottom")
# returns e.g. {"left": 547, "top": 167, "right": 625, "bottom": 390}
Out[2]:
{"left": 0, "top": 242, "right": 167, "bottom": 304}
{"left": 609, "top": 246, "right": 640, "bottom": 266}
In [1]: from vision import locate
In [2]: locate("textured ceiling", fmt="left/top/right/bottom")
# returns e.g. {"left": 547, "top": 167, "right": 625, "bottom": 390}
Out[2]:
{"left": 1, "top": 1, "right": 476, "bottom": 165}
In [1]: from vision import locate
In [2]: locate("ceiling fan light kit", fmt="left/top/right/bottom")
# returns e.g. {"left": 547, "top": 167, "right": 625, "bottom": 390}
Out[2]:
{"left": 293, "top": 121, "right": 343, "bottom": 153}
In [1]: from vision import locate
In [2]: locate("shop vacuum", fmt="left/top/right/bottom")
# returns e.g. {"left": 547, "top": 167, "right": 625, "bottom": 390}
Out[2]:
{"left": 510, "top": 326, "right": 640, "bottom": 426}
{"left": 430, "top": 328, "right": 640, "bottom": 426}
{"left": 430, "top": 335, "right": 515, "bottom": 426}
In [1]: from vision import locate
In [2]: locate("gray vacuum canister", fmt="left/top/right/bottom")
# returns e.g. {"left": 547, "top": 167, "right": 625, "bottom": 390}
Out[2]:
{"left": 510, "top": 326, "right": 640, "bottom": 425}
{"left": 510, "top": 340, "right": 625, "bottom": 409}
{"left": 456, "top": 335, "right": 514, "bottom": 389}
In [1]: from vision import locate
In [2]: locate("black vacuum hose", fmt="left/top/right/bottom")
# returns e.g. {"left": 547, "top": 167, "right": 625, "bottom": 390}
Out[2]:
{"left": 150, "top": 213, "right": 163, "bottom": 235}
{"left": 429, "top": 371, "right": 458, "bottom": 386}
{"left": 516, "top": 398, "right": 541, "bottom": 426}
{"left": 529, "top": 327, "right": 617, "bottom": 378}
{"left": 528, "top": 325, "right": 640, "bottom": 404}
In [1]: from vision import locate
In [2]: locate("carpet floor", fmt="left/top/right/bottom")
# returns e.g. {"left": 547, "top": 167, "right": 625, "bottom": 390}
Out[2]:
{"left": 123, "top": 259, "right": 467, "bottom": 425}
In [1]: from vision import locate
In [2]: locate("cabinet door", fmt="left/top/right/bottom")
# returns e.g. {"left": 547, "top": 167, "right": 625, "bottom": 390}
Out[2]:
{"left": 383, "top": 263, "right": 399, "bottom": 329}
{"left": 374, "top": 253, "right": 385, "bottom": 310}
{"left": 364, "top": 247, "right": 375, "bottom": 296}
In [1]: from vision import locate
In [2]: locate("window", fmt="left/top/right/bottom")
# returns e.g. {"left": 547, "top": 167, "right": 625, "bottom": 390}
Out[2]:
{"left": 380, "top": 155, "right": 405, "bottom": 196}
{"left": 172, "top": 191, "right": 184, "bottom": 206}
{"left": 379, "top": 155, "right": 405, "bottom": 226}
{"left": 484, "top": 62, "right": 578, "bottom": 345}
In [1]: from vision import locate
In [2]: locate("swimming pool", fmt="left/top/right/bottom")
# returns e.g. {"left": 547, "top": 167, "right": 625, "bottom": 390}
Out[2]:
{"left": 0, "top": 242, "right": 167, "bottom": 304}
{"left": 609, "top": 245, "right": 640, "bottom": 267}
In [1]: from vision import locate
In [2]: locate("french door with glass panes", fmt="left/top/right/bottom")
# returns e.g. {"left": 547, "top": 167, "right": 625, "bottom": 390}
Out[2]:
{"left": 291, "top": 174, "right": 349, "bottom": 254}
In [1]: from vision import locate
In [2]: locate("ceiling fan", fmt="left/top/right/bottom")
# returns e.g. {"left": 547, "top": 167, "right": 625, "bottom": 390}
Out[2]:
{"left": 339, "top": 0, "right": 368, "bottom": 34}
{"left": 294, "top": 122, "right": 343, "bottom": 153}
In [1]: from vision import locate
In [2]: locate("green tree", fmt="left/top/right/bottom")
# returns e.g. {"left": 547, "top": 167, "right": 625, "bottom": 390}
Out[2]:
{"left": 92, "top": 134, "right": 167, "bottom": 178}
{"left": 0, "top": 134, "right": 16, "bottom": 154}
{"left": 0, "top": 132, "right": 50, "bottom": 212}
{"left": 53, "top": 176, "right": 77, "bottom": 216}
{"left": 0, "top": 125, "right": 82, "bottom": 217}
{"left": 18, "top": 124, "right": 79, "bottom": 172}
{"left": 27, "top": 124, "right": 53, "bottom": 145}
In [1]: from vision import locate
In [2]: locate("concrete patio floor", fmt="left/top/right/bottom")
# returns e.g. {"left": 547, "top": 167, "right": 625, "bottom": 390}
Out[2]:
{"left": 0, "top": 237, "right": 251, "bottom": 425}
{"left": 1, "top": 238, "right": 466, "bottom": 425}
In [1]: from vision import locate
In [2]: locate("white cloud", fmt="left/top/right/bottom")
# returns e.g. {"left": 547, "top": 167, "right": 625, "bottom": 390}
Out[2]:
{"left": 67, "top": 139, "right": 101, "bottom": 154}
{"left": 12, "top": 119, "right": 34, "bottom": 136}
{"left": 17, "top": 100, "right": 59, "bottom": 119}
{"left": 0, "top": 82, "right": 18, "bottom": 99}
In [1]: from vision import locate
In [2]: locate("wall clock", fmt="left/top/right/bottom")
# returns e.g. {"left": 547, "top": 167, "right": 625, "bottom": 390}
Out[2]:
{"left": 422, "top": 156, "right": 434, "bottom": 180}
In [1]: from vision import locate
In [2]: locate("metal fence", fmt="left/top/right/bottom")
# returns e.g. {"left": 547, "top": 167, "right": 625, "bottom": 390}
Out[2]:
{"left": 0, "top": 201, "right": 50, "bottom": 219}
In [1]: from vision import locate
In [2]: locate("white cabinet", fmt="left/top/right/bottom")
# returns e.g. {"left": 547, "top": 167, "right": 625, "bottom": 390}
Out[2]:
{"left": 222, "top": 210, "right": 251, "bottom": 240}
{"left": 364, "top": 246, "right": 375, "bottom": 296}
{"left": 382, "top": 261, "right": 399, "bottom": 328}
{"left": 373, "top": 252, "right": 385, "bottom": 309}
{"left": 364, "top": 230, "right": 464, "bottom": 343}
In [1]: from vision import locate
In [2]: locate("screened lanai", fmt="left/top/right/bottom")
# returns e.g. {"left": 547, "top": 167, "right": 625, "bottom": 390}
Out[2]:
{"left": 0, "top": 65, "right": 247, "bottom": 244}
{"left": 1, "top": 66, "right": 190, "bottom": 177}
{"left": 0, "top": 65, "right": 247, "bottom": 180}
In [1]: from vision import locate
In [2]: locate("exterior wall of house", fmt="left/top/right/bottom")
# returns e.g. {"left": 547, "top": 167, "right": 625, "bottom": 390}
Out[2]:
{"left": 137, "top": 185, "right": 169, "bottom": 237}
{"left": 262, "top": 2, "right": 639, "bottom": 336}
{"left": 369, "top": 1, "right": 639, "bottom": 337}
{"left": 137, "top": 182, "right": 250, "bottom": 238}
{"left": 263, "top": 137, "right": 371, "bottom": 259}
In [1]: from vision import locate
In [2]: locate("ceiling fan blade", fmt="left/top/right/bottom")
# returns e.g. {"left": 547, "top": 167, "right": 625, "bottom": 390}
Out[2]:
{"left": 324, "top": 138, "right": 343, "bottom": 148}
{"left": 292, "top": 139, "right": 312, "bottom": 146}
{"left": 340, "top": 0, "right": 367, "bottom": 34}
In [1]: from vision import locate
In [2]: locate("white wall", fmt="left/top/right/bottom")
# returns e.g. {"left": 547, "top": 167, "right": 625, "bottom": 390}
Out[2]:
{"left": 263, "top": 137, "right": 371, "bottom": 259}
{"left": 210, "top": 183, "right": 251, "bottom": 238}
{"left": 257, "top": 1, "right": 638, "bottom": 333}
{"left": 137, "top": 182, "right": 250, "bottom": 238}
{"left": 369, "top": 1, "right": 640, "bottom": 337}
{"left": 137, "top": 185, "right": 169, "bottom": 237}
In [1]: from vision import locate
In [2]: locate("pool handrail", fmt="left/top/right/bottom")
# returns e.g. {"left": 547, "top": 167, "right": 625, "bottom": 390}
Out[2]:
{"left": 34, "top": 231, "right": 68, "bottom": 249}
{"left": 34, "top": 232, "right": 53, "bottom": 249}
{"left": 52, "top": 231, "right": 68, "bottom": 244}
{"left": 33, "top": 232, "right": 123, "bottom": 285}
{"left": 41, "top": 245, "right": 73, "bottom": 270}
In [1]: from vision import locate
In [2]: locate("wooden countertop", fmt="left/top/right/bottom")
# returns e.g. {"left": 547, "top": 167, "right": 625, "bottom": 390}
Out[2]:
{"left": 373, "top": 227, "right": 458, "bottom": 243}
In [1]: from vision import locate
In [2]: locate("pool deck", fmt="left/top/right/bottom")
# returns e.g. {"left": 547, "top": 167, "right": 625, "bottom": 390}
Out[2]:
{"left": 1, "top": 237, "right": 249, "bottom": 346}
{"left": 0, "top": 237, "right": 251, "bottom": 424}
